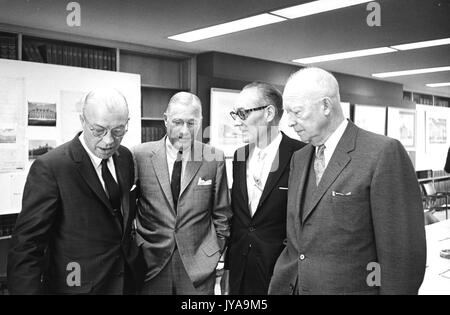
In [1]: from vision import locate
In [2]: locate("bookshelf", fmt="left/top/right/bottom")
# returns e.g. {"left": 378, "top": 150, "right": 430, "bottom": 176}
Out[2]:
{"left": 406, "top": 90, "right": 450, "bottom": 107}
{"left": 22, "top": 36, "right": 116, "bottom": 71}
{"left": 0, "top": 29, "right": 194, "bottom": 145}
{"left": 0, "top": 31, "right": 18, "bottom": 60}
{"left": 120, "top": 50, "right": 191, "bottom": 143}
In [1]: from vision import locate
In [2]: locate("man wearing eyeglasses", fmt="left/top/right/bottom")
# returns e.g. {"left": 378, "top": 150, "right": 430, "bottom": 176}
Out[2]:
{"left": 8, "top": 88, "right": 144, "bottom": 295}
{"left": 133, "top": 92, "right": 231, "bottom": 295}
{"left": 223, "top": 82, "right": 306, "bottom": 295}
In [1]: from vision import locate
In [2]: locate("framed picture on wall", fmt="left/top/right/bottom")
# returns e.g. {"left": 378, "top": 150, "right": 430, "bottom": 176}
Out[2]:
{"left": 354, "top": 104, "right": 386, "bottom": 136}
{"left": 387, "top": 108, "right": 416, "bottom": 149}
{"left": 210, "top": 87, "right": 244, "bottom": 158}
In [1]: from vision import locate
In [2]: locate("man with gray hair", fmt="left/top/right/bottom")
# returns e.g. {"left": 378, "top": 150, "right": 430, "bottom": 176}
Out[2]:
{"left": 269, "top": 67, "right": 426, "bottom": 295}
{"left": 133, "top": 91, "right": 232, "bottom": 295}
{"left": 8, "top": 88, "right": 143, "bottom": 294}
{"left": 224, "top": 82, "right": 305, "bottom": 295}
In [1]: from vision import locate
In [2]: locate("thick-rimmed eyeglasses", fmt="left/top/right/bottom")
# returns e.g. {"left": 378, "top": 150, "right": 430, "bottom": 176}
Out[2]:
{"left": 230, "top": 105, "right": 269, "bottom": 121}
{"left": 83, "top": 115, "right": 129, "bottom": 138}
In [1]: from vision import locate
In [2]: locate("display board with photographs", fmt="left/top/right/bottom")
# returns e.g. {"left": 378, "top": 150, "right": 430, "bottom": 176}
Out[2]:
{"left": 0, "top": 58, "right": 141, "bottom": 214}
{"left": 387, "top": 107, "right": 416, "bottom": 149}
{"left": 354, "top": 104, "right": 386, "bottom": 136}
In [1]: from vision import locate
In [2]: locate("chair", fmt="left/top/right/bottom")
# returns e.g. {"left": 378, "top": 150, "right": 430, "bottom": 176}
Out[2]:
{"left": 421, "top": 182, "right": 449, "bottom": 220}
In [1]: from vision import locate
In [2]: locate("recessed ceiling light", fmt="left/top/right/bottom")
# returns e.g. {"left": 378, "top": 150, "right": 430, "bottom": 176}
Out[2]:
{"left": 168, "top": 13, "right": 286, "bottom": 42}
{"left": 271, "top": 0, "right": 373, "bottom": 19}
{"left": 373, "top": 66, "right": 450, "bottom": 78}
{"left": 391, "top": 38, "right": 450, "bottom": 51}
{"left": 292, "top": 47, "right": 396, "bottom": 64}
{"left": 426, "top": 82, "right": 450, "bottom": 88}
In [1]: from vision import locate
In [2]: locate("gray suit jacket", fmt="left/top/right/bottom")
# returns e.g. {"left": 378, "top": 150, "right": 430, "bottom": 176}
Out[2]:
{"left": 269, "top": 122, "right": 426, "bottom": 295}
{"left": 133, "top": 138, "right": 232, "bottom": 287}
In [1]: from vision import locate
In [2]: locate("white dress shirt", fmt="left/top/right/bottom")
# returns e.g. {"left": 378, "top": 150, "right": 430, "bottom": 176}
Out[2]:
{"left": 79, "top": 133, "right": 118, "bottom": 192}
{"left": 165, "top": 137, "right": 190, "bottom": 184}
{"left": 247, "top": 132, "right": 283, "bottom": 217}
{"left": 319, "top": 119, "right": 348, "bottom": 169}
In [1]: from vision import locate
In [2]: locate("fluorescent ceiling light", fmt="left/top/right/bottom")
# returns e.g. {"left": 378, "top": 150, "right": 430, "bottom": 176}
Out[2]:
{"left": 271, "top": 0, "right": 373, "bottom": 19}
{"left": 426, "top": 82, "right": 450, "bottom": 88}
{"left": 292, "top": 47, "right": 396, "bottom": 64}
{"left": 391, "top": 38, "right": 450, "bottom": 51}
{"left": 168, "top": 13, "right": 286, "bottom": 42}
{"left": 373, "top": 66, "right": 450, "bottom": 78}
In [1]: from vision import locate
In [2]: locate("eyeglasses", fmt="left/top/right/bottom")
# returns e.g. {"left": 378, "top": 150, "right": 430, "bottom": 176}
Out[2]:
{"left": 230, "top": 105, "right": 269, "bottom": 121}
{"left": 83, "top": 115, "right": 129, "bottom": 138}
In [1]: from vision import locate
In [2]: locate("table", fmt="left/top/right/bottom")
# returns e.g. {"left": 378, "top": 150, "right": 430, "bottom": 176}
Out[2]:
{"left": 419, "top": 219, "right": 450, "bottom": 295}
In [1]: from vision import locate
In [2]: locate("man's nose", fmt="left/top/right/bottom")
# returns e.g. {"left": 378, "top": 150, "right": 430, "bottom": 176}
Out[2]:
{"left": 102, "top": 131, "right": 115, "bottom": 144}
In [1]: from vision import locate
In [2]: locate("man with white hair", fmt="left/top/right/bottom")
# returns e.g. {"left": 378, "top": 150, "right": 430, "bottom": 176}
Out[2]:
{"left": 269, "top": 67, "right": 426, "bottom": 295}
{"left": 8, "top": 88, "right": 143, "bottom": 294}
{"left": 133, "top": 92, "right": 232, "bottom": 295}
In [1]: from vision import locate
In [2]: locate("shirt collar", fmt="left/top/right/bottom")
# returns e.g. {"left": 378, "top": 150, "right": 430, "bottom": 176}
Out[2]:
{"left": 321, "top": 119, "right": 348, "bottom": 154}
{"left": 165, "top": 136, "right": 190, "bottom": 159}
{"left": 79, "top": 132, "right": 104, "bottom": 168}
{"left": 254, "top": 132, "right": 283, "bottom": 158}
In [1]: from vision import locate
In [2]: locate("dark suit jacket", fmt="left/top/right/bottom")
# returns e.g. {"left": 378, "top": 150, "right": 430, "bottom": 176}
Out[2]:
{"left": 225, "top": 133, "right": 305, "bottom": 294}
{"left": 269, "top": 122, "right": 426, "bottom": 295}
{"left": 445, "top": 147, "right": 450, "bottom": 173}
{"left": 7, "top": 134, "right": 143, "bottom": 295}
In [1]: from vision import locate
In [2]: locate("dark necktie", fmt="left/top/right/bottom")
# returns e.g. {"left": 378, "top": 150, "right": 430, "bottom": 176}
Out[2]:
{"left": 101, "top": 159, "right": 123, "bottom": 227}
{"left": 171, "top": 150, "right": 183, "bottom": 211}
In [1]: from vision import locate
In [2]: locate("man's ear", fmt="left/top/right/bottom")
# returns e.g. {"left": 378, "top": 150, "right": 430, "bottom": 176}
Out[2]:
{"left": 322, "top": 97, "right": 332, "bottom": 116}
{"left": 266, "top": 105, "right": 276, "bottom": 123}
{"left": 163, "top": 113, "right": 168, "bottom": 128}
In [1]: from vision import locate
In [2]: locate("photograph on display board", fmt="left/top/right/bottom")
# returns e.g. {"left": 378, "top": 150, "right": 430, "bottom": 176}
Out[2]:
{"left": 210, "top": 88, "right": 245, "bottom": 158}
{"left": 28, "top": 102, "right": 56, "bottom": 126}
{"left": 428, "top": 117, "right": 447, "bottom": 144}
{"left": 399, "top": 110, "right": 416, "bottom": 148}
{"left": 0, "top": 126, "right": 16, "bottom": 144}
{"left": 388, "top": 108, "right": 416, "bottom": 149}
{"left": 28, "top": 139, "right": 56, "bottom": 160}
{"left": 354, "top": 104, "right": 386, "bottom": 136}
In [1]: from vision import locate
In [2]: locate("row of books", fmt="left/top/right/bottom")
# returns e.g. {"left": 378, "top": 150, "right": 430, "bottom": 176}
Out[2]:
{"left": 0, "top": 214, "right": 18, "bottom": 237}
{"left": 413, "top": 95, "right": 433, "bottom": 106}
{"left": 22, "top": 41, "right": 117, "bottom": 71}
{"left": 142, "top": 126, "right": 166, "bottom": 143}
{"left": 435, "top": 99, "right": 450, "bottom": 107}
{"left": 0, "top": 35, "right": 17, "bottom": 60}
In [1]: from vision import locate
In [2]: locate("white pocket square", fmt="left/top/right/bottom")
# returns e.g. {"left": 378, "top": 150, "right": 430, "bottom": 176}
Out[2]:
{"left": 130, "top": 184, "right": 137, "bottom": 192}
{"left": 332, "top": 190, "right": 352, "bottom": 196}
{"left": 198, "top": 178, "right": 212, "bottom": 186}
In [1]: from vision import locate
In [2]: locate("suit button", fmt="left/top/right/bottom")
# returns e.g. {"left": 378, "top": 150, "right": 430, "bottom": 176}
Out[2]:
{"left": 249, "top": 227, "right": 256, "bottom": 232}
{"left": 299, "top": 254, "right": 305, "bottom": 261}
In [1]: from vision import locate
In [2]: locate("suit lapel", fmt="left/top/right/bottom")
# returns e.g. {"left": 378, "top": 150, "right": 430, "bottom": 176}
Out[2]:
{"left": 113, "top": 152, "right": 129, "bottom": 235}
{"left": 70, "top": 135, "right": 114, "bottom": 213}
{"left": 302, "top": 122, "right": 357, "bottom": 223}
{"left": 151, "top": 139, "right": 175, "bottom": 212}
{"left": 295, "top": 146, "right": 314, "bottom": 227}
{"left": 235, "top": 145, "right": 251, "bottom": 217}
{"left": 256, "top": 134, "right": 292, "bottom": 211}
{"left": 180, "top": 142, "right": 203, "bottom": 196}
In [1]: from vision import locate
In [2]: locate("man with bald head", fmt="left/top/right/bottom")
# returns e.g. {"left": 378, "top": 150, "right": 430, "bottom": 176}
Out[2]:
{"left": 133, "top": 92, "right": 231, "bottom": 295}
{"left": 269, "top": 67, "right": 426, "bottom": 295}
{"left": 8, "top": 88, "right": 143, "bottom": 294}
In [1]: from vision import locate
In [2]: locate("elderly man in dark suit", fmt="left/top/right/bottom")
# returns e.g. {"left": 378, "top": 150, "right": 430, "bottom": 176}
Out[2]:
{"left": 8, "top": 88, "right": 143, "bottom": 295}
{"left": 223, "top": 82, "right": 305, "bottom": 295}
{"left": 269, "top": 67, "right": 426, "bottom": 295}
{"left": 134, "top": 92, "right": 232, "bottom": 295}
